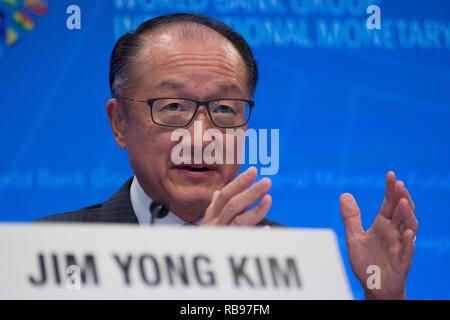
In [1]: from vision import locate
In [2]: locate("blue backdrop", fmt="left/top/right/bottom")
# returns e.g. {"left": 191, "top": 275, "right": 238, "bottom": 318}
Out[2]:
{"left": 1, "top": 0, "right": 449, "bottom": 299}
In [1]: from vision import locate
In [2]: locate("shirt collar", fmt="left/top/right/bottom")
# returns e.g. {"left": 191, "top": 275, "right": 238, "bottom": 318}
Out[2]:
{"left": 130, "top": 176, "right": 202, "bottom": 226}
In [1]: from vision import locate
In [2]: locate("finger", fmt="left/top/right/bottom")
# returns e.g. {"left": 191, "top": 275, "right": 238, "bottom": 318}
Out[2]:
{"left": 385, "top": 171, "right": 396, "bottom": 203}
{"left": 392, "top": 198, "right": 418, "bottom": 236}
{"left": 391, "top": 200, "right": 409, "bottom": 245}
{"left": 220, "top": 178, "right": 272, "bottom": 224}
{"left": 339, "top": 193, "right": 363, "bottom": 240}
{"left": 383, "top": 179, "right": 407, "bottom": 219}
{"left": 379, "top": 171, "right": 396, "bottom": 218}
{"left": 213, "top": 166, "right": 258, "bottom": 214}
{"left": 202, "top": 190, "right": 221, "bottom": 221}
{"left": 399, "top": 229, "right": 415, "bottom": 266}
{"left": 398, "top": 222, "right": 406, "bottom": 237}
{"left": 399, "top": 198, "right": 419, "bottom": 234}
{"left": 392, "top": 198, "right": 408, "bottom": 228}
{"left": 231, "top": 194, "right": 272, "bottom": 227}
{"left": 211, "top": 190, "right": 220, "bottom": 203}
{"left": 398, "top": 182, "right": 416, "bottom": 213}
{"left": 386, "top": 181, "right": 418, "bottom": 226}
{"left": 393, "top": 180, "right": 408, "bottom": 209}
{"left": 396, "top": 184, "right": 418, "bottom": 236}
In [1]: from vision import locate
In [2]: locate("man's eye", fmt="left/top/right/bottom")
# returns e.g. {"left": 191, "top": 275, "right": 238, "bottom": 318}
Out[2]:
{"left": 212, "top": 105, "right": 234, "bottom": 114}
{"left": 163, "top": 103, "right": 184, "bottom": 112}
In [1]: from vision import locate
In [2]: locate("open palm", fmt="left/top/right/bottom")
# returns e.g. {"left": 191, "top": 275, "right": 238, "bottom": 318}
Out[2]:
{"left": 340, "top": 171, "right": 419, "bottom": 299}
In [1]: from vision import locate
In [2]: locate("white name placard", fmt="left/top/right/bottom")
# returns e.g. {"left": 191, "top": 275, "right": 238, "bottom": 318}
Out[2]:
{"left": 0, "top": 223, "right": 352, "bottom": 299}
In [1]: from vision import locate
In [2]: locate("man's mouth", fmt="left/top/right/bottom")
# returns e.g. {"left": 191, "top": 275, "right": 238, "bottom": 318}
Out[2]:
{"left": 173, "top": 164, "right": 217, "bottom": 178}
{"left": 181, "top": 165, "right": 210, "bottom": 172}
{"left": 177, "top": 164, "right": 216, "bottom": 171}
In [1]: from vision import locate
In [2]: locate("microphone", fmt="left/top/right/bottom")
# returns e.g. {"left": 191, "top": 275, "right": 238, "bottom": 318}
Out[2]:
{"left": 149, "top": 200, "right": 169, "bottom": 225}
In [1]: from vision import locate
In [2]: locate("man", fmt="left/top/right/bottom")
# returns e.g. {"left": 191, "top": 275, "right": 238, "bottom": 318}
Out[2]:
{"left": 39, "top": 13, "right": 418, "bottom": 299}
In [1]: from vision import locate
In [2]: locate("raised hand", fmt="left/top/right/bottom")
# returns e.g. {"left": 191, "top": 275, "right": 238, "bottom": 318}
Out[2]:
{"left": 202, "top": 167, "right": 272, "bottom": 226}
{"left": 339, "top": 171, "right": 419, "bottom": 299}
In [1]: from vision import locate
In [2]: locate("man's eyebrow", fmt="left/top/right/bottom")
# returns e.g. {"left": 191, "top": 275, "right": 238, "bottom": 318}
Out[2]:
{"left": 213, "top": 81, "right": 242, "bottom": 94}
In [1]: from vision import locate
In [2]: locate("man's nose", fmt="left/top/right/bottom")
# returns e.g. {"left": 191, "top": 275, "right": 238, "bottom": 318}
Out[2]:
{"left": 188, "top": 105, "right": 213, "bottom": 133}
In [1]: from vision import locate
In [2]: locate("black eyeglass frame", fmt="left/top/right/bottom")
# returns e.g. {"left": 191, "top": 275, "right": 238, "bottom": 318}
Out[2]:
{"left": 113, "top": 96, "right": 255, "bottom": 128}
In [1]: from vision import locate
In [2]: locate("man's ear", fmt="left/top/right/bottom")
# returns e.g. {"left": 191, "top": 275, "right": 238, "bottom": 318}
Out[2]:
{"left": 106, "top": 98, "right": 128, "bottom": 149}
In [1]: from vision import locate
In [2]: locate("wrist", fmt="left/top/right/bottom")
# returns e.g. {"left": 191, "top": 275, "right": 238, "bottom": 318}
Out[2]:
{"left": 365, "top": 289, "right": 407, "bottom": 300}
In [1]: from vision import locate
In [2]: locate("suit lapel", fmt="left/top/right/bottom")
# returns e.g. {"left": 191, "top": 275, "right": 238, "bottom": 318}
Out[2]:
{"left": 98, "top": 177, "right": 139, "bottom": 224}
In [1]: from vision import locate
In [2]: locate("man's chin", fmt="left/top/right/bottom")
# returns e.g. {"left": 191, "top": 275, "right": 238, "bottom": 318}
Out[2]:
{"left": 165, "top": 169, "right": 223, "bottom": 215}
{"left": 168, "top": 190, "right": 212, "bottom": 220}
{"left": 165, "top": 176, "right": 214, "bottom": 202}
{"left": 171, "top": 185, "right": 214, "bottom": 202}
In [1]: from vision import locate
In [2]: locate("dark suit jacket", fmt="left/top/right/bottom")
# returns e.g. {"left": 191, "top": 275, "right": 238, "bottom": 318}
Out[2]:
{"left": 37, "top": 178, "right": 280, "bottom": 227}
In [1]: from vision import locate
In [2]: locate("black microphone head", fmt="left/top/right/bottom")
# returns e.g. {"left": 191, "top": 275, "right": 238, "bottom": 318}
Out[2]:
{"left": 149, "top": 200, "right": 169, "bottom": 219}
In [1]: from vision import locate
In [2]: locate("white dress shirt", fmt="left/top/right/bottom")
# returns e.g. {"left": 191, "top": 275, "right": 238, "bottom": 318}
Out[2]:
{"left": 130, "top": 176, "right": 202, "bottom": 226}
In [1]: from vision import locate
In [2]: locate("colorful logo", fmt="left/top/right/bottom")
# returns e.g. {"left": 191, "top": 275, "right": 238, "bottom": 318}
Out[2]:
{"left": 0, "top": 0, "right": 49, "bottom": 57}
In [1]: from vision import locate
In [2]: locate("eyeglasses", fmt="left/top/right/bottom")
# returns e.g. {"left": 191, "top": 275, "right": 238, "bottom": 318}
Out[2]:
{"left": 114, "top": 96, "right": 254, "bottom": 128}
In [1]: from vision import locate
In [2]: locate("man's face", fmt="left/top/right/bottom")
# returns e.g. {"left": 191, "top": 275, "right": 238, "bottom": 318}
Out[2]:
{"left": 108, "top": 25, "right": 251, "bottom": 221}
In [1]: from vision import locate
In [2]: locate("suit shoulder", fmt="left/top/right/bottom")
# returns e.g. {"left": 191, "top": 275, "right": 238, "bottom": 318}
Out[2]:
{"left": 35, "top": 204, "right": 102, "bottom": 223}
{"left": 34, "top": 177, "right": 137, "bottom": 224}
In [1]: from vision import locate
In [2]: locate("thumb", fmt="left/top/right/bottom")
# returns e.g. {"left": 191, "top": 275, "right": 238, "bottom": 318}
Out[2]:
{"left": 339, "top": 193, "right": 363, "bottom": 239}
